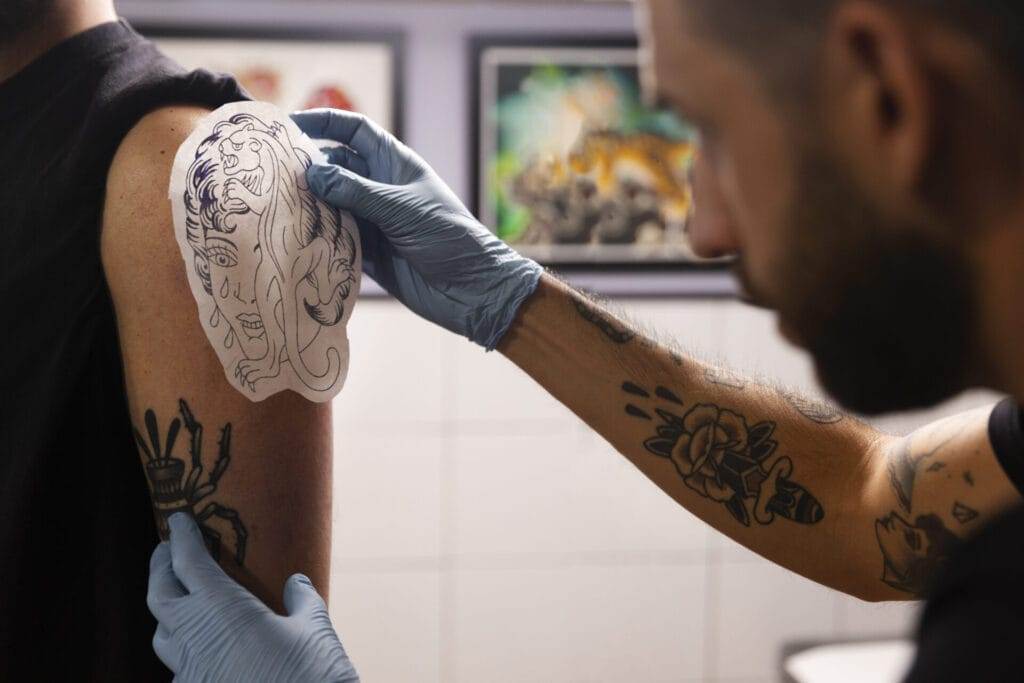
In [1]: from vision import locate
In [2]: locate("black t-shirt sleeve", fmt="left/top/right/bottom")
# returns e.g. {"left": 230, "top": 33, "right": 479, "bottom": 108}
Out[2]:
{"left": 904, "top": 504, "right": 1024, "bottom": 682}
{"left": 988, "top": 398, "right": 1024, "bottom": 496}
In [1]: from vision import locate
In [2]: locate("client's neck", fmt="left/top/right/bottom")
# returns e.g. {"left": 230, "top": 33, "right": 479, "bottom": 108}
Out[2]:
{"left": 0, "top": 0, "right": 117, "bottom": 83}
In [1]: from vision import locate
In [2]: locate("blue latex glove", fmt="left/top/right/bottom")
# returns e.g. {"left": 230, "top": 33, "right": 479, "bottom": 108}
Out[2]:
{"left": 291, "top": 108, "right": 544, "bottom": 351}
{"left": 147, "top": 513, "right": 359, "bottom": 683}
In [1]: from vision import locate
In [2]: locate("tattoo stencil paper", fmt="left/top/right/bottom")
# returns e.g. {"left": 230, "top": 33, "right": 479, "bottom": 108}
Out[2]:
{"left": 169, "top": 102, "right": 361, "bottom": 402}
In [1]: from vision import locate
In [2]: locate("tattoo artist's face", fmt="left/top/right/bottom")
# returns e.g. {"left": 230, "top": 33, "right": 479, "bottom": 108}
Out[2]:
{"left": 640, "top": 0, "right": 977, "bottom": 414}
{"left": 206, "top": 211, "right": 267, "bottom": 361}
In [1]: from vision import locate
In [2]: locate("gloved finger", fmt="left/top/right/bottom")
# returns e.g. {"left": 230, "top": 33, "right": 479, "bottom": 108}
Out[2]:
{"left": 292, "top": 108, "right": 383, "bottom": 153}
{"left": 320, "top": 145, "right": 370, "bottom": 179}
{"left": 282, "top": 573, "right": 329, "bottom": 619}
{"left": 152, "top": 623, "right": 182, "bottom": 673}
{"left": 307, "top": 164, "right": 390, "bottom": 223}
{"left": 167, "top": 512, "right": 227, "bottom": 593}
{"left": 148, "top": 542, "right": 187, "bottom": 627}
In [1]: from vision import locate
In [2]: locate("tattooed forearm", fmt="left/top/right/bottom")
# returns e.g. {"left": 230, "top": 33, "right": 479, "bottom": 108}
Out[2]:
{"left": 704, "top": 366, "right": 747, "bottom": 390}
{"left": 623, "top": 381, "right": 824, "bottom": 528}
{"left": 134, "top": 399, "right": 248, "bottom": 565}
{"left": 778, "top": 388, "right": 844, "bottom": 425}
{"left": 572, "top": 293, "right": 636, "bottom": 345}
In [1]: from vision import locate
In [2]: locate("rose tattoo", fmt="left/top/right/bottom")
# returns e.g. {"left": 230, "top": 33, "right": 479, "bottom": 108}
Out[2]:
{"left": 624, "top": 382, "right": 824, "bottom": 527}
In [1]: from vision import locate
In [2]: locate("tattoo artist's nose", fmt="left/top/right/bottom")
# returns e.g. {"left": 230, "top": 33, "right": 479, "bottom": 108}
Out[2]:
{"left": 687, "top": 153, "right": 740, "bottom": 259}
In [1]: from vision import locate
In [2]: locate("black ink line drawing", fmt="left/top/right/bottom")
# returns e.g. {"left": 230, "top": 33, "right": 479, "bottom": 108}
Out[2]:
{"left": 926, "top": 462, "right": 946, "bottom": 473}
{"left": 887, "top": 431, "right": 958, "bottom": 514}
{"left": 655, "top": 386, "right": 683, "bottom": 405}
{"left": 963, "top": 470, "right": 974, "bottom": 486}
{"left": 951, "top": 502, "right": 979, "bottom": 524}
{"left": 625, "top": 382, "right": 824, "bottom": 527}
{"left": 626, "top": 404, "right": 652, "bottom": 420}
{"left": 622, "top": 382, "right": 649, "bottom": 398}
{"left": 876, "top": 425, "right": 966, "bottom": 595}
{"left": 183, "top": 112, "right": 357, "bottom": 394}
{"left": 135, "top": 400, "right": 248, "bottom": 565}
{"left": 572, "top": 294, "right": 635, "bottom": 344}
{"left": 875, "top": 511, "right": 957, "bottom": 596}
{"left": 778, "top": 388, "right": 843, "bottom": 424}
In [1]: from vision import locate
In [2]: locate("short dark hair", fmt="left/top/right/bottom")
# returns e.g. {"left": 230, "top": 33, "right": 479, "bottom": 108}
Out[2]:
{"left": 692, "top": 1, "right": 1024, "bottom": 98}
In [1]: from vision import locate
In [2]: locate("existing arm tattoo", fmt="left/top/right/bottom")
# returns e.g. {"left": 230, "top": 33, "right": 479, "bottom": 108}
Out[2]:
{"left": 134, "top": 399, "right": 248, "bottom": 565}
{"left": 572, "top": 293, "right": 636, "bottom": 345}
{"left": 875, "top": 429, "right": 963, "bottom": 596}
{"left": 778, "top": 388, "right": 844, "bottom": 425}
{"left": 624, "top": 381, "right": 824, "bottom": 528}
{"left": 704, "top": 366, "right": 747, "bottom": 390}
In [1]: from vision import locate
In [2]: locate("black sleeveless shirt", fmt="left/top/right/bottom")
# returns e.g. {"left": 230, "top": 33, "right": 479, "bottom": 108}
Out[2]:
{"left": 0, "top": 21, "right": 245, "bottom": 680}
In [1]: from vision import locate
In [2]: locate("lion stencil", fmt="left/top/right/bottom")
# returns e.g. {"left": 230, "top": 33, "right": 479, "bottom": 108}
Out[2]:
{"left": 175, "top": 106, "right": 359, "bottom": 400}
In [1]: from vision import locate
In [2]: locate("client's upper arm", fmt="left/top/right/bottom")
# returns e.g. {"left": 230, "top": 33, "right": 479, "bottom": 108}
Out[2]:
{"left": 101, "top": 106, "right": 332, "bottom": 610}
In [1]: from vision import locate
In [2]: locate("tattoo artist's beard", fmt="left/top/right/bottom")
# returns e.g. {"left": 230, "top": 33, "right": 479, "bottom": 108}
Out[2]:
{"left": 772, "top": 154, "right": 979, "bottom": 416}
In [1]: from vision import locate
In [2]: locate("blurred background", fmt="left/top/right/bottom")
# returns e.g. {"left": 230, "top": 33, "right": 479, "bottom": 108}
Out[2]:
{"left": 122, "top": 1, "right": 1000, "bottom": 680}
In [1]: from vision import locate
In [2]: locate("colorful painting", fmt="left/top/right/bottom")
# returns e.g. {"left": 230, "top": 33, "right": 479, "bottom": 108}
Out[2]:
{"left": 477, "top": 42, "right": 701, "bottom": 265}
{"left": 146, "top": 30, "right": 401, "bottom": 135}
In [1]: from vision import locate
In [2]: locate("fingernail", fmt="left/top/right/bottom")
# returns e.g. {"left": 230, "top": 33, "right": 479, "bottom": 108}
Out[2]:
{"left": 168, "top": 512, "right": 189, "bottom": 532}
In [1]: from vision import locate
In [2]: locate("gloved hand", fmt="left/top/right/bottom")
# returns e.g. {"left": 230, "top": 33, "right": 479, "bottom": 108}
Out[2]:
{"left": 147, "top": 513, "right": 359, "bottom": 683}
{"left": 291, "top": 108, "right": 544, "bottom": 351}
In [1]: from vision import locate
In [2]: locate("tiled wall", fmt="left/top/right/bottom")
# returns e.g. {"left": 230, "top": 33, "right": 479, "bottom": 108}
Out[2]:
{"left": 328, "top": 298, "right": 999, "bottom": 682}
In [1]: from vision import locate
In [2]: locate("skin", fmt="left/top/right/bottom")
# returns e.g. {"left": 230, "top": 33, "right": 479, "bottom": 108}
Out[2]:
{"left": 102, "top": 106, "right": 334, "bottom": 611}
{"left": 3, "top": 1, "right": 333, "bottom": 612}
{"left": 487, "top": 0, "right": 1024, "bottom": 601}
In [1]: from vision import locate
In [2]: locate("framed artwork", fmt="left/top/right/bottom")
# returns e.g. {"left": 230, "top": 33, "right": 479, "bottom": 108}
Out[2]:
{"left": 143, "top": 25, "right": 404, "bottom": 138}
{"left": 473, "top": 37, "right": 717, "bottom": 269}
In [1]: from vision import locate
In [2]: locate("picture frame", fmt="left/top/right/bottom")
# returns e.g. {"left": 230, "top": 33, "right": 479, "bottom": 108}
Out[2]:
{"left": 141, "top": 24, "right": 405, "bottom": 139}
{"left": 471, "top": 35, "right": 723, "bottom": 272}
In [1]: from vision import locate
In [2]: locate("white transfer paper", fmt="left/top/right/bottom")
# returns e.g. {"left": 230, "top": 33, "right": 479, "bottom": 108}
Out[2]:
{"left": 169, "top": 101, "right": 360, "bottom": 403}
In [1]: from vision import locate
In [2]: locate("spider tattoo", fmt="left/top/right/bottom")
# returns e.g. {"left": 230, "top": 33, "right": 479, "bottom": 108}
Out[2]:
{"left": 134, "top": 399, "right": 248, "bottom": 565}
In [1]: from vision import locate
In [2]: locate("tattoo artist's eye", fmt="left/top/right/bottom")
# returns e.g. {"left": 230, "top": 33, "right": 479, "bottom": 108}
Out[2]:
{"left": 207, "top": 246, "right": 238, "bottom": 268}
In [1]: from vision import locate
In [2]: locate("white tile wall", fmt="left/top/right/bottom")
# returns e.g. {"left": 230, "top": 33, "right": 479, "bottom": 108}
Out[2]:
{"left": 449, "top": 565, "right": 706, "bottom": 683}
{"left": 328, "top": 298, "right": 998, "bottom": 682}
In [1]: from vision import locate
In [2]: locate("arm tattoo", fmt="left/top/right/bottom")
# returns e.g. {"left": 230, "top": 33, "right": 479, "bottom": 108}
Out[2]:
{"left": 134, "top": 399, "right": 248, "bottom": 565}
{"left": 876, "top": 429, "right": 964, "bottom": 596}
{"left": 951, "top": 502, "right": 979, "bottom": 524}
{"left": 572, "top": 293, "right": 635, "bottom": 345}
{"left": 875, "top": 511, "right": 957, "bottom": 596}
{"left": 704, "top": 366, "right": 747, "bottom": 390}
{"left": 623, "top": 381, "right": 824, "bottom": 528}
{"left": 778, "top": 388, "right": 844, "bottom": 425}
{"left": 887, "top": 432, "right": 957, "bottom": 514}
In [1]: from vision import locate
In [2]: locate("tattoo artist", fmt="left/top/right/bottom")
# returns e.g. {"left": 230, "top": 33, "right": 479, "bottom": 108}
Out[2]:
{"left": 148, "top": 2, "right": 1024, "bottom": 680}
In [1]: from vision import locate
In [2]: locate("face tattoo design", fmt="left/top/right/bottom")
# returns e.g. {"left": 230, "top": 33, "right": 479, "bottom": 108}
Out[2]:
{"left": 170, "top": 102, "right": 361, "bottom": 402}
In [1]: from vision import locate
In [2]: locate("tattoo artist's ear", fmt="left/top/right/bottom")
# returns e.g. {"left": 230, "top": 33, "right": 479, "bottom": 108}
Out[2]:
{"left": 820, "top": 1, "right": 931, "bottom": 197}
